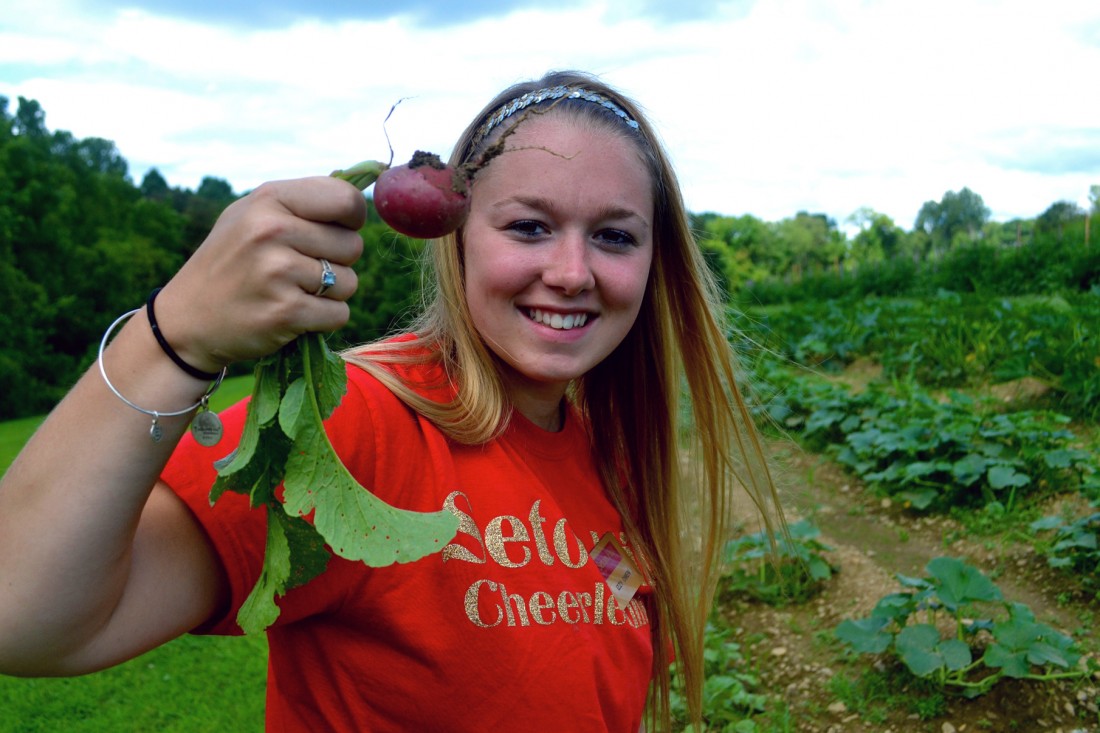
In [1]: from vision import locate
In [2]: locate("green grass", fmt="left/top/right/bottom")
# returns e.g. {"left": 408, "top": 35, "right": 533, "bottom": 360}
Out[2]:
{"left": 0, "top": 375, "right": 254, "bottom": 477}
{"left": 0, "top": 635, "right": 268, "bottom": 733}
{"left": 0, "top": 375, "right": 266, "bottom": 731}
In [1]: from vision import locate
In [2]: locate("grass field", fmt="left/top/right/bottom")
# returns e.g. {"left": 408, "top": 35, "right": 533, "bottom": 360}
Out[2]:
{"left": 0, "top": 375, "right": 269, "bottom": 732}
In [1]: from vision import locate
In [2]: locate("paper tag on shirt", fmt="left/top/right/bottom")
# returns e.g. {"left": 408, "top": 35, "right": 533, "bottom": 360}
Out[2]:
{"left": 591, "top": 532, "right": 642, "bottom": 608}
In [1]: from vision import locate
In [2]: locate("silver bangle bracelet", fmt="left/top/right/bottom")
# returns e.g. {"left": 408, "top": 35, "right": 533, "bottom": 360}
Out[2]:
{"left": 98, "top": 307, "right": 227, "bottom": 444}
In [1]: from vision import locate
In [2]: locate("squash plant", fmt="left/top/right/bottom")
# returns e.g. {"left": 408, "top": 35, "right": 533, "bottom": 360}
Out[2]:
{"left": 835, "top": 557, "right": 1093, "bottom": 697}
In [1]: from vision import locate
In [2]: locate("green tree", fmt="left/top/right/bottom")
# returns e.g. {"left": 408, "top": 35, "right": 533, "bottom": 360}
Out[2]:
{"left": 141, "top": 168, "right": 170, "bottom": 200}
{"left": 776, "top": 211, "right": 846, "bottom": 277}
{"left": 914, "top": 187, "right": 990, "bottom": 253}
{"left": 1036, "top": 200, "right": 1083, "bottom": 243}
{"left": 847, "top": 207, "right": 905, "bottom": 265}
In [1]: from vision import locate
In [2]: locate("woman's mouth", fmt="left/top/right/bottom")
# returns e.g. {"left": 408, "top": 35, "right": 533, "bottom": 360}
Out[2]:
{"left": 526, "top": 308, "right": 590, "bottom": 330}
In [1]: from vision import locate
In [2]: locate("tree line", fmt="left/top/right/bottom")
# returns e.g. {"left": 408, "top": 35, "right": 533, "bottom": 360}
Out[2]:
{"left": 1, "top": 95, "right": 1097, "bottom": 419}
{"left": 0, "top": 96, "right": 423, "bottom": 419}
{"left": 694, "top": 186, "right": 1100, "bottom": 304}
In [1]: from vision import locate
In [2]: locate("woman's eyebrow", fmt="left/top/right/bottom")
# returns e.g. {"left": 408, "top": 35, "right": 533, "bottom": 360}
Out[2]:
{"left": 491, "top": 195, "right": 650, "bottom": 228}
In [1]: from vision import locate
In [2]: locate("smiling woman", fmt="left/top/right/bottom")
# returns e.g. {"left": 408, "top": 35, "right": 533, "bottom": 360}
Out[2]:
{"left": 460, "top": 114, "right": 655, "bottom": 428}
{"left": 0, "top": 70, "right": 782, "bottom": 733}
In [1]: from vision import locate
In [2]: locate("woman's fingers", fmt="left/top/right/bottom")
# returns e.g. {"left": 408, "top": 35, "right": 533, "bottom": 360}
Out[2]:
{"left": 153, "top": 177, "right": 368, "bottom": 369}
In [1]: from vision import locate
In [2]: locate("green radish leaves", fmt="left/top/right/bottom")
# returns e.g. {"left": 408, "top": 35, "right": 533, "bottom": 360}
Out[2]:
{"left": 210, "top": 332, "right": 459, "bottom": 635}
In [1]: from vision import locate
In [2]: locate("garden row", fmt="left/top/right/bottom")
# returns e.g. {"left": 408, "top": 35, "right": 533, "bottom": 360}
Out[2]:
{"left": 668, "top": 290, "right": 1100, "bottom": 730}
{"left": 735, "top": 290, "right": 1100, "bottom": 419}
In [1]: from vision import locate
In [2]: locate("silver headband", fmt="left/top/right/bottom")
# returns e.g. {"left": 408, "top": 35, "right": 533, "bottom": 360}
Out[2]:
{"left": 471, "top": 85, "right": 640, "bottom": 150}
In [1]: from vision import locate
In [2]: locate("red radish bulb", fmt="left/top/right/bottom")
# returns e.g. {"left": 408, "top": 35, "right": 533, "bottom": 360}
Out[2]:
{"left": 373, "top": 151, "right": 470, "bottom": 239}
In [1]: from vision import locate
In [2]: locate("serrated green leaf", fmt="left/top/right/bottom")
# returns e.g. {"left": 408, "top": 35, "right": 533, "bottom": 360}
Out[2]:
{"left": 235, "top": 502, "right": 332, "bottom": 633}
{"left": 302, "top": 332, "right": 347, "bottom": 418}
{"left": 212, "top": 356, "right": 289, "bottom": 501}
{"left": 273, "top": 506, "right": 331, "bottom": 590}
{"left": 209, "top": 332, "right": 458, "bottom": 634}
{"left": 236, "top": 504, "right": 293, "bottom": 635}
{"left": 282, "top": 419, "right": 458, "bottom": 566}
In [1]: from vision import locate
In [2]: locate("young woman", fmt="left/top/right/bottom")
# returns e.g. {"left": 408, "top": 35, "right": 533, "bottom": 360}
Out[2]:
{"left": 0, "top": 71, "right": 780, "bottom": 731}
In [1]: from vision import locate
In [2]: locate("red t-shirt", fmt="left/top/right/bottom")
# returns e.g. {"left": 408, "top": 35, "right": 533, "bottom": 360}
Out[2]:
{"left": 162, "top": 361, "right": 653, "bottom": 732}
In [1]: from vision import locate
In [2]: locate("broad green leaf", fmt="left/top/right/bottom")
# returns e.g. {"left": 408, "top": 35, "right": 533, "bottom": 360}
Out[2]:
{"left": 926, "top": 557, "right": 1002, "bottom": 610}
{"left": 1054, "top": 534, "right": 1097, "bottom": 551}
{"left": 951, "top": 453, "right": 988, "bottom": 486}
{"left": 897, "top": 488, "right": 938, "bottom": 510}
{"left": 210, "top": 331, "right": 459, "bottom": 633}
{"left": 896, "top": 624, "right": 943, "bottom": 677}
{"left": 1027, "top": 641, "right": 1075, "bottom": 669}
{"left": 1029, "top": 515, "right": 1065, "bottom": 531}
{"left": 278, "top": 378, "right": 309, "bottom": 439}
{"left": 903, "top": 461, "right": 940, "bottom": 480}
{"left": 984, "top": 642, "right": 1031, "bottom": 678}
{"left": 253, "top": 353, "right": 285, "bottom": 425}
{"left": 283, "top": 411, "right": 459, "bottom": 566}
{"left": 807, "top": 556, "right": 833, "bottom": 581}
{"left": 940, "top": 638, "right": 972, "bottom": 671}
{"left": 787, "top": 519, "right": 821, "bottom": 541}
{"left": 1042, "top": 449, "right": 1074, "bottom": 469}
{"left": 895, "top": 574, "right": 930, "bottom": 589}
{"left": 987, "top": 464, "right": 1030, "bottom": 490}
{"left": 835, "top": 616, "right": 893, "bottom": 654}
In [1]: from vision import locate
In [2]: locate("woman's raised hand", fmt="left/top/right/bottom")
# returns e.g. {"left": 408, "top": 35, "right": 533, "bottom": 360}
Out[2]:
{"left": 150, "top": 176, "right": 367, "bottom": 373}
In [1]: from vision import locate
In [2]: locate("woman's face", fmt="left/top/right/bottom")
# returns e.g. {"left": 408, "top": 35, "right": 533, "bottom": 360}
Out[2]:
{"left": 462, "top": 113, "right": 654, "bottom": 407}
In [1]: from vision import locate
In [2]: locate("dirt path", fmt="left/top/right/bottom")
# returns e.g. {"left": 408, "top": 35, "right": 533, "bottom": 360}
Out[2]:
{"left": 721, "top": 441, "right": 1100, "bottom": 732}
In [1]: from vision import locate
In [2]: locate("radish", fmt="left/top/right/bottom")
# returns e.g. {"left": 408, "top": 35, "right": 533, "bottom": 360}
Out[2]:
{"left": 333, "top": 151, "right": 470, "bottom": 239}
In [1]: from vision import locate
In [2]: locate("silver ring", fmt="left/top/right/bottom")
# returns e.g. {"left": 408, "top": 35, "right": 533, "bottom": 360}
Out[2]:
{"left": 314, "top": 258, "right": 336, "bottom": 297}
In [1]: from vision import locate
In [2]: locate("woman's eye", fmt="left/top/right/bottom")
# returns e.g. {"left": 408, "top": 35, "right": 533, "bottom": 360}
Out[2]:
{"left": 597, "top": 229, "right": 637, "bottom": 248}
{"left": 508, "top": 220, "right": 547, "bottom": 237}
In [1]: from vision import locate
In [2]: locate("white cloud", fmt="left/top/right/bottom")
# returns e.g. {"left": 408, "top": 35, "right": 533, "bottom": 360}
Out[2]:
{"left": 2, "top": 0, "right": 1098, "bottom": 228}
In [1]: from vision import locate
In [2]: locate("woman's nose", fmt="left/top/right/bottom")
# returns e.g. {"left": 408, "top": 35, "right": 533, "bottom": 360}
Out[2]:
{"left": 542, "top": 233, "right": 595, "bottom": 295}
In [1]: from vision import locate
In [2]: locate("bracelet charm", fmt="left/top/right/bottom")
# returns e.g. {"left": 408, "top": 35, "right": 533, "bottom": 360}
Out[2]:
{"left": 98, "top": 307, "right": 227, "bottom": 444}
{"left": 190, "top": 396, "right": 224, "bottom": 447}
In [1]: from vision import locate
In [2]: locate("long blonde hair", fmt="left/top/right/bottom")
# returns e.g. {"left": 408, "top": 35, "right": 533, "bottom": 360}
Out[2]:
{"left": 345, "top": 70, "right": 781, "bottom": 730}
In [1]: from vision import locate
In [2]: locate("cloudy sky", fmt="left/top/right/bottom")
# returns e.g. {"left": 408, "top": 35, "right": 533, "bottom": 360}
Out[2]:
{"left": 2, "top": 0, "right": 1098, "bottom": 230}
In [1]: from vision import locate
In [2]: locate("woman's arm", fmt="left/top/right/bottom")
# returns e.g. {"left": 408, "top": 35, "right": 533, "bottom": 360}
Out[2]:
{"left": 0, "top": 176, "right": 366, "bottom": 676}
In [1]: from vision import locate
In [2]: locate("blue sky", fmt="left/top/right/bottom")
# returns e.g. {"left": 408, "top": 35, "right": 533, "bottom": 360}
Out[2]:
{"left": 2, "top": 0, "right": 1098, "bottom": 229}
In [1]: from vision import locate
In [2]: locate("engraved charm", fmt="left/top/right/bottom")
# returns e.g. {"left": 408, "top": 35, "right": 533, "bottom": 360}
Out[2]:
{"left": 150, "top": 418, "right": 163, "bottom": 443}
{"left": 191, "top": 409, "right": 224, "bottom": 447}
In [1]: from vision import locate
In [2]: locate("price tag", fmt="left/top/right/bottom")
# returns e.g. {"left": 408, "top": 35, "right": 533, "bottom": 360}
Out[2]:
{"left": 591, "top": 532, "right": 642, "bottom": 608}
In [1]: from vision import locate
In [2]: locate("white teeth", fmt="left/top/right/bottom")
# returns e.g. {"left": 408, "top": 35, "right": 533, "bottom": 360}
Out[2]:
{"left": 528, "top": 308, "right": 588, "bottom": 330}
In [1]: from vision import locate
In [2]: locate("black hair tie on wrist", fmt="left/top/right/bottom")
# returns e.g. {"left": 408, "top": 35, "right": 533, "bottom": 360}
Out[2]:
{"left": 146, "top": 288, "right": 222, "bottom": 381}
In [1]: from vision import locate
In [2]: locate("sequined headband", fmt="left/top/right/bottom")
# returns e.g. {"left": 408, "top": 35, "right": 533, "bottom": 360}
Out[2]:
{"left": 470, "top": 85, "right": 640, "bottom": 150}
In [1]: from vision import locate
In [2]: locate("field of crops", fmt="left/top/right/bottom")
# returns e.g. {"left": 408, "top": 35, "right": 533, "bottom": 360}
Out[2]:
{"left": 695, "top": 288, "right": 1100, "bottom": 731}
{"left": 1, "top": 289, "right": 1098, "bottom": 732}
